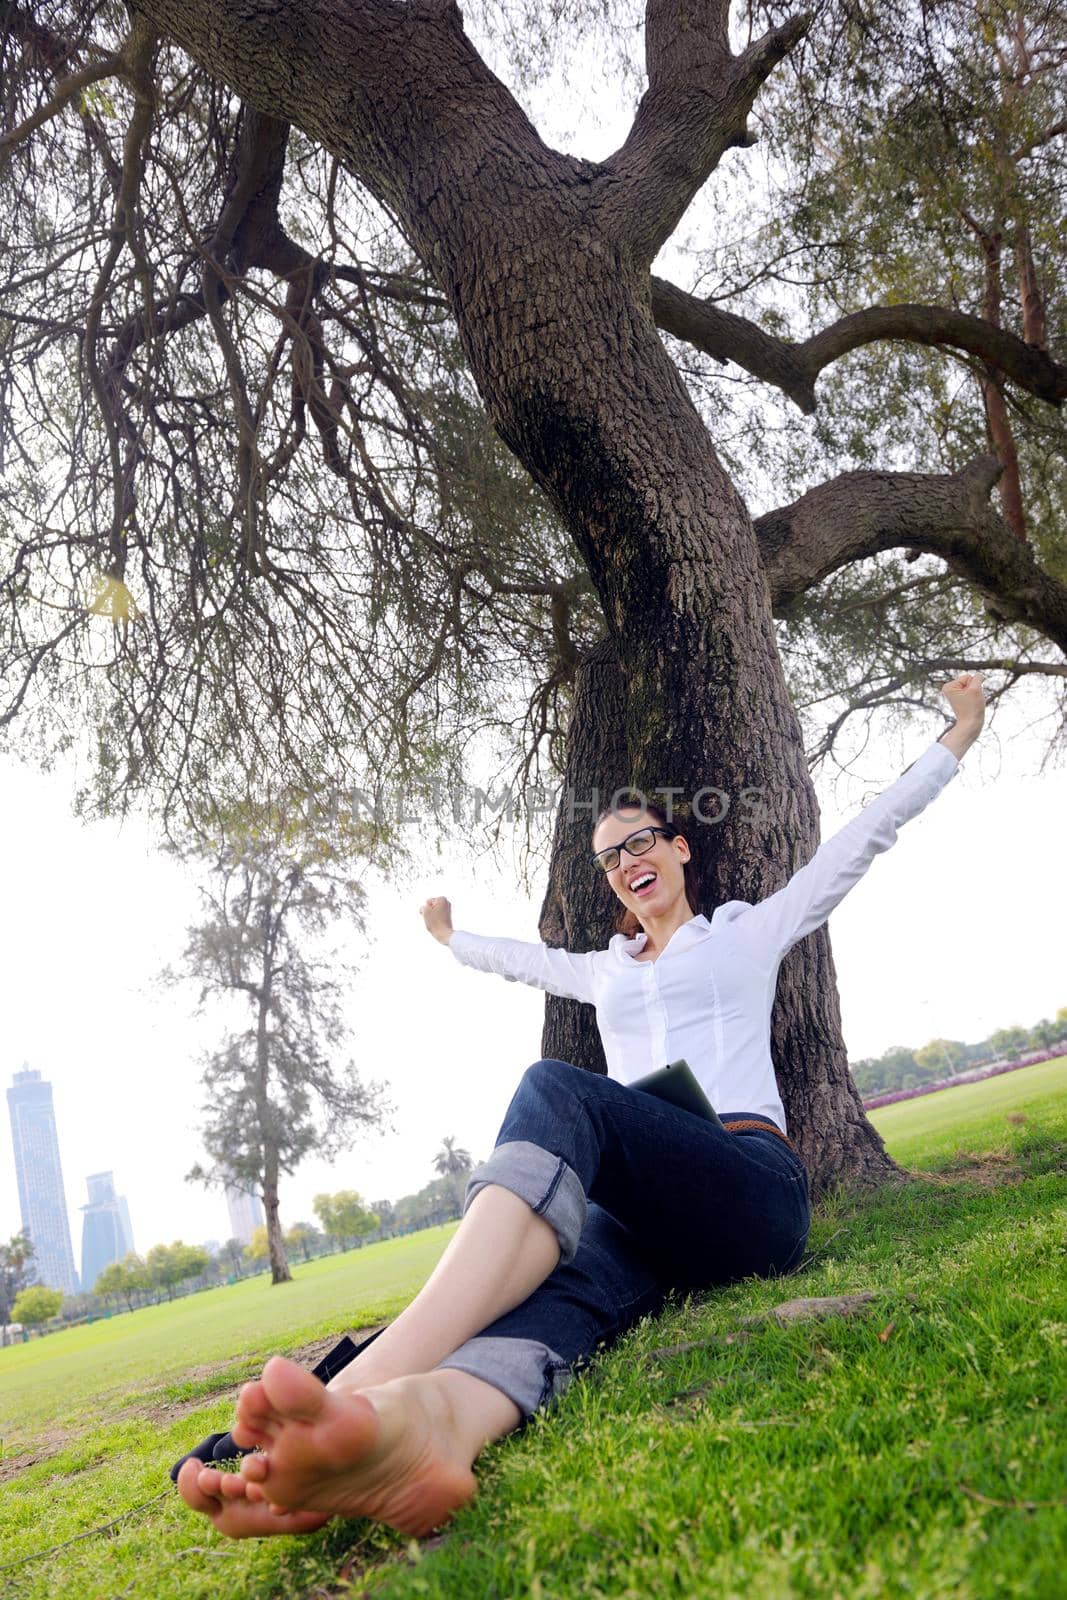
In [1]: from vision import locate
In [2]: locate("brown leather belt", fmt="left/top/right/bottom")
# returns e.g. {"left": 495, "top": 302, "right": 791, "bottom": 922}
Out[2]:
{"left": 722, "top": 1116, "right": 797, "bottom": 1153}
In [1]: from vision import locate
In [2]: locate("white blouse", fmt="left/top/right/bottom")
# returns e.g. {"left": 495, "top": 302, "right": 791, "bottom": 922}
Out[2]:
{"left": 447, "top": 739, "right": 961, "bottom": 1134}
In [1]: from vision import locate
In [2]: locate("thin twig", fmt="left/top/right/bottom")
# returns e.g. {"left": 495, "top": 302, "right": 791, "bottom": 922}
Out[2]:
{"left": 957, "top": 1482, "right": 1067, "bottom": 1511}
{"left": 0, "top": 1489, "right": 173, "bottom": 1573}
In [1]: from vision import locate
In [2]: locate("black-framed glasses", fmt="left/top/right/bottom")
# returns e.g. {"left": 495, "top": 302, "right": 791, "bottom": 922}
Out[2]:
{"left": 590, "top": 825, "right": 675, "bottom": 874}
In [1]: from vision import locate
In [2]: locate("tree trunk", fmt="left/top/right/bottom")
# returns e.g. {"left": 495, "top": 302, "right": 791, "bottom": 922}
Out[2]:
{"left": 1016, "top": 226, "right": 1047, "bottom": 351}
{"left": 977, "top": 223, "right": 1027, "bottom": 540}
{"left": 257, "top": 921, "right": 292, "bottom": 1285}
{"left": 539, "top": 637, "right": 615, "bottom": 1077}
{"left": 541, "top": 639, "right": 897, "bottom": 1198}
{"left": 262, "top": 1171, "right": 291, "bottom": 1286}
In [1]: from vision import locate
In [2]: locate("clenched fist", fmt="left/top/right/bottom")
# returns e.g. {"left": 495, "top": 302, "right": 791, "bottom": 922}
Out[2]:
{"left": 420, "top": 895, "right": 454, "bottom": 944}
{"left": 941, "top": 672, "right": 986, "bottom": 730}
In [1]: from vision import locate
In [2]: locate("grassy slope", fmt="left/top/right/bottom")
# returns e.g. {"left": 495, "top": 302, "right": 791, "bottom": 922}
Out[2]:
{"left": 867, "top": 1055, "right": 1067, "bottom": 1165}
{"left": 0, "top": 1226, "right": 456, "bottom": 1444}
{"left": 1, "top": 1059, "right": 1064, "bottom": 1599}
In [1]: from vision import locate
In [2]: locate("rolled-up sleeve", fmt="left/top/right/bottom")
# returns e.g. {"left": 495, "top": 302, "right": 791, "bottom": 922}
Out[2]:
{"left": 448, "top": 931, "right": 599, "bottom": 1004}
{"left": 732, "top": 740, "right": 961, "bottom": 963}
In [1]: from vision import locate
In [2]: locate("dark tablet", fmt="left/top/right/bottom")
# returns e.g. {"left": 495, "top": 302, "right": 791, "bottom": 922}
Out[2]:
{"left": 629, "top": 1058, "right": 725, "bottom": 1128}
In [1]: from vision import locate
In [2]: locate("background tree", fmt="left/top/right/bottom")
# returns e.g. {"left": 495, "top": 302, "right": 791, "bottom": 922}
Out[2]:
{"left": 432, "top": 1135, "right": 474, "bottom": 1212}
{"left": 848, "top": 1044, "right": 921, "bottom": 1096}
{"left": 394, "top": 1175, "right": 464, "bottom": 1231}
{"left": 2, "top": 0, "right": 1064, "bottom": 1194}
{"left": 284, "top": 1222, "right": 320, "bottom": 1262}
{"left": 145, "top": 1240, "right": 210, "bottom": 1300}
{"left": 312, "top": 1190, "right": 380, "bottom": 1250}
{"left": 94, "top": 1252, "right": 148, "bottom": 1311}
{"left": 914, "top": 1038, "right": 969, "bottom": 1079}
{"left": 222, "top": 1238, "right": 247, "bottom": 1279}
{"left": 173, "top": 805, "right": 392, "bottom": 1284}
{"left": 989, "top": 1023, "right": 1032, "bottom": 1056}
{"left": 0, "top": 1232, "right": 35, "bottom": 1346}
{"left": 11, "top": 1285, "right": 64, "bottom": 1331}
{"left": 243, "top": 1226, "right": 270, "bottom": 1267}
{"left": 1030, "top": 1016, "right": 1067, "bottom": 1048}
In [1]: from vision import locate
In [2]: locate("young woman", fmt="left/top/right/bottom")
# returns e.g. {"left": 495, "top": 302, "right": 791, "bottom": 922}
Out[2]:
{"left": 177, "top": 674, "right": 985, "bottom": 1541}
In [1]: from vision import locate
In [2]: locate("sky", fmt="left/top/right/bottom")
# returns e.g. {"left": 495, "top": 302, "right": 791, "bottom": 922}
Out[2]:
{"left": 1, "top": 18, "right": 1065, "bottom": 1268}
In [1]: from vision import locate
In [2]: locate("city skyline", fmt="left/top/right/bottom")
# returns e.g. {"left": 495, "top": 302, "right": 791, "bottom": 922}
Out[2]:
{"left": 225, "top": 1184, "right": 266, "bottom": 1246}
{"left": 80, "top": 1170, "right": 136, "bottom": 1295}
{"left": 6, "top": 1065, "right": 79, "bottom": 1294}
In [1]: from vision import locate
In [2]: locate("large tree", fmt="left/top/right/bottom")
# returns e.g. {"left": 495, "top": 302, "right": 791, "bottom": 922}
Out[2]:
{"left": 2, "top": 0, "right": 1064, "bottom": 1193}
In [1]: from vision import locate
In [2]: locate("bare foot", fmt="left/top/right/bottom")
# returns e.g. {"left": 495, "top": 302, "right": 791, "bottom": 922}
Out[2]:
{"left": 176, "top": 1456, "right": 333, "bottom": 1539}
{"left": 233, "top": 1355, "right": 478, "bottom": 1537}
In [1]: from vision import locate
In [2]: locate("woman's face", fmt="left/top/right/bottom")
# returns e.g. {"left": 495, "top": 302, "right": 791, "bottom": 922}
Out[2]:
{"left": 591, "top": 806, "right": 691, "bottom": 918}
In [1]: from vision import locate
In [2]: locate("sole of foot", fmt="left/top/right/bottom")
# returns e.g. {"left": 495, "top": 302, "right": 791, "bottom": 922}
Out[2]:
{"left": 225, "top": 1355, "right": 478, "bottom": 1538}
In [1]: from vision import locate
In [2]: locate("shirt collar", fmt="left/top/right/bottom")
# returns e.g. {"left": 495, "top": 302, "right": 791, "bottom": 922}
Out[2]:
{"left": 616, "top": 913, "right": 712, "bottom": 960}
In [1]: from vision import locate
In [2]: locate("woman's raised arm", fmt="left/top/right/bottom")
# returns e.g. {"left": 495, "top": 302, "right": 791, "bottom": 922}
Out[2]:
{"left": 420, "top": 896, "right": 599, "bottom": 1004}
{"left": 725, "top": 673, "right": 985, "bottom": 966}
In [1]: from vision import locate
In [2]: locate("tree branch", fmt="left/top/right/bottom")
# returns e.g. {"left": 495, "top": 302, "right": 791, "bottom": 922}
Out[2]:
{"left": 651, "top": 274, "right": 818, "bottom": 410}
{"left": 604, "top": 4, "right": 812, "bottom": 266}
{"left": 0, "top": 54, "right": 124, "bottom": 161}
{"left": 755, "top": 454, "right": 1067, "bottom": 655}
{"left": 650, "top": 279, "right": 1067, "bottom": 412}
{"left": 801, "top": 303, "right": 1066, "bottom": 406}
{"left": 80, "top": 14, "right": 159, "bottom": 578}
{"left": 1012, "top": 117, "right": 1067, "bottom": 161}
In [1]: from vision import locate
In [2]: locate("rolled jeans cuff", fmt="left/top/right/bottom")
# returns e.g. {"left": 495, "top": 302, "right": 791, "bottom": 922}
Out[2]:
{"left": 463, "top": 1139, "right": 587, "bottom": 1264}
{"left": 437, "top": 1335, "right": 575, "bottom": 1421}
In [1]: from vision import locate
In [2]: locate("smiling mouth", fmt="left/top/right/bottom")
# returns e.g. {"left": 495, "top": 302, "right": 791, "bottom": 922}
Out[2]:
{"left": 629, "top": 871, "right": 658, "bottom": 897}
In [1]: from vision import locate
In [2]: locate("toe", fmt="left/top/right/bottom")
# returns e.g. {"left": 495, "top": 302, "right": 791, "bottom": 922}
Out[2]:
{"left": 176, "top": 1458, "right": 221, "bottom": 1514}
{"left": 260, "top": 1355, "right": 329, "bottom": 1422}
{"left": 177, "top": 1456, "right": 331, "bottom": 1538}
{"left": 233, "top": 1379, "right": 280, "bottom": 1447}
{"left": 217, "top": 1471, "right": 251, "bottom": 1500}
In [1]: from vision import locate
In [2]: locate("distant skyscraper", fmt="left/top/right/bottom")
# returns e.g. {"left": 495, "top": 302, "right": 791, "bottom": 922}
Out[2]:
{"left": 225, "top": 1184, "right": 264, "bottom": 1244}
{"left": 80, "top": 1171, "right": 135, "bottom": 1293}
{"left": 6, "top": 1066, "right": 79, "bottom": 1294}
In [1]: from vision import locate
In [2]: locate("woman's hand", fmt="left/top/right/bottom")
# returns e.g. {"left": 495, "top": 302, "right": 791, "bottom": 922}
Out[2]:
{"left": 420, "top": 895, "right": 454, "bottom": 944}
{"left": 937, "top": 672, "right": 985, "bottom": 761}
{"left": 941, "top": 671, "right": 986, "bottom": 730}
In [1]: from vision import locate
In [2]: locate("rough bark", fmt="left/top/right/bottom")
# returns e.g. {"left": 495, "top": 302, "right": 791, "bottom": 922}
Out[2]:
{"left": 538, "top": 637, "right": 617, "bottom": 1077}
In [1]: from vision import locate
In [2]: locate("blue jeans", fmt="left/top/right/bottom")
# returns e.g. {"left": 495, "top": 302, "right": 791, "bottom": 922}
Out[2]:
{"left": 436, "top": 1058, "right": 810, "bottom": 1421}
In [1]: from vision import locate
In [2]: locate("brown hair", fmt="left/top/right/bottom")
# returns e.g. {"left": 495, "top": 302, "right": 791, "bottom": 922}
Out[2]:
{"left": 593, "top": 792, "right": 701, "bottom": 939}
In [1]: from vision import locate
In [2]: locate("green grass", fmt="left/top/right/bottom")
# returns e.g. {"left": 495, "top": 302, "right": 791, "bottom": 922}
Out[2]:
{"left": 867, "top": 1055, "right": 1067, "bottom": 1168}
{"left": 2, "top": 1060, "right": 1065, "bottom": 1599}
{"left": 0, "top": 1227, "right": 457, "bottom": 1445}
